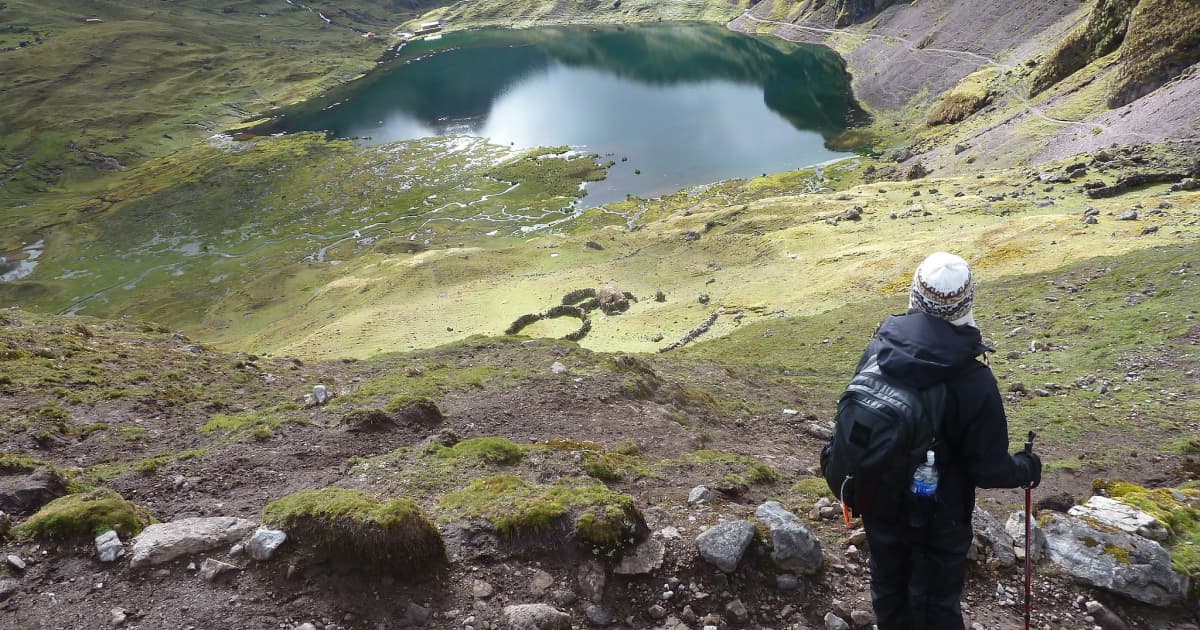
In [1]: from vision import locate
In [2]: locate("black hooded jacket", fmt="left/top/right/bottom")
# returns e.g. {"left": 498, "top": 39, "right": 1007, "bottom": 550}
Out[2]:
{"left": 854, "top": 312, "right": 1031, "bottom": 525}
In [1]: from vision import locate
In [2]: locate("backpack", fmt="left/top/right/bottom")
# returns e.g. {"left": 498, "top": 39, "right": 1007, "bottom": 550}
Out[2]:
{"left": 821, "top": 351, "right": 946, "bottom": 520}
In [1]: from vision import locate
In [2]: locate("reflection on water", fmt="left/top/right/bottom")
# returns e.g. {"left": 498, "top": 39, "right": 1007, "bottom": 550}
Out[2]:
{"left": 269, "top": 24, "right": 865, "bottom": 206}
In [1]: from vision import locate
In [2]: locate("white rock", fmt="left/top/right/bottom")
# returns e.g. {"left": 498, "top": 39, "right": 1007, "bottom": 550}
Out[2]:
{"left": 502, "top": 603, "right": 570, "bottom": 630}
{"left": 1004, "top": 511, "right": 1047, "bottom": 562}
{"left": 129, "top": 517, "right": 256, "bottom": 568}
{"left": 5, "top": 555, "right": 25, "bottom": 571}
{"left": 199, "top": 557, "right": 238, "bottom": 582}
{"left": 550, "top": 361, "right": 567, "bottom": 374}
{"left": 312, "top": 384, "right": 328, "bottom": 404}
{"left": 1068, "top": 495, "right": 1170, "bottom": 540}
{"left": 95, "top": 530, "right": 124, "bottom": 562}
{"left": 824, "top": 611, "right": 850, "bottom": 630}
{"left": 247, "top": 527, "right": 287, "bottom": 561}
{"left": 687, "top": 485, "right": 714, "bottom": 505}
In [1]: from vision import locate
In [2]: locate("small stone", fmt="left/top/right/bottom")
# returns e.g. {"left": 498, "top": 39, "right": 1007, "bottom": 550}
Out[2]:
{"left": 293, "top": 624, "right": 317, "bottom": 630}
{"left": 825, "top": 611, "right": 851, "bottom": 630}
{"left": 1083, "top": 215, "right": 1099, "bottom": 225}
{"left": 550, "top": 361, "right": 567, "bottom": 374}
{"left": 529, "top": 569, "right": 554, "bottom": 596}
{"left": 695, "top": 520, "right": 756, "bottom": 572}
{"left": 614, "top": 538, "right": 664, "bottom": 575}
{"left": 1115, "top": 210, "right": 1138, "bottom": 221}
{"left": 577, "top": 560, "right": 606, "bottom": 601}
{"left": 848, "top": 528, "right": 867, "bottom": 547}
{"left": 111, "top": 608, "right": 128, "bottom": 626}
{"left": 648, "top": 604, "right": 667, "bottom": 619}
{"left": 1140, "top": 225, "right": 1159, "bottom": 236}
{"left": 688, "top": 485, "right": 715, "bottom": 505}
{"left": 199, "top": 557, "right": 237, "bottom": 582}
{"left": 247, "top": 527, "right": 287, "bottom": 561}
{"left": 0, "top": 579, "right": 18, "bottom": 601}
{"left": 313, "top": 384, "right": 328, "bottom": 404}
{"left": 96, "top": 530, "right": 124, "bottom": 562}
{"left": 5, "top": 555, "right": 25, "bottom": 571}
{"left": 776, "top": 573, "right": 800, "bottom": 592}
{"left": 851, "top": 610, "right": 876, "bottom": 627}
{"left": 586, "top": 604, "right": 613, "bottom": 626}
{"left": 404, "top": 602, "right": 430, "bottom": 627}
{"left": 503, "top": 603, "right": 570, "bottom": 630}
{"left": 472, "top": 579, "right": 495, "bottom": 599}
{"left": 725, "top": 598, "right": 749, "bottom": 622}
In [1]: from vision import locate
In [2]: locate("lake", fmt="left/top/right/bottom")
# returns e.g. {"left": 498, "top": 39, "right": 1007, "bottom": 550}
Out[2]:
{"left": 264, "top": 24, "right": 865, "bottom": 207}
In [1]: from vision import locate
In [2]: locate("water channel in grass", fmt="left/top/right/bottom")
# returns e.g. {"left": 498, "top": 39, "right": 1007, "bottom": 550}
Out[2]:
{"left": 265, "top": 23, "right": 866, "bottom": 207}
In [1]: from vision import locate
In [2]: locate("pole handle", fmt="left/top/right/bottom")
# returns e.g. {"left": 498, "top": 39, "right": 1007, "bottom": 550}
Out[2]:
{"left": 1024, "top": 430, "right": 1036, "bottom": 455}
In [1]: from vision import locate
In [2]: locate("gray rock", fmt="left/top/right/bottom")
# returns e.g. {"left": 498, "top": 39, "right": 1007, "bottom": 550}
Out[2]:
{"left": 129, "top": 517, "right": 257, "bottom": 568}
{"left": 111, "top": 608, "right": 128, "bottom": 626}
{"left": 6, "top": 554, "right": 25, "bottom": 571}
{"left": 472, "top": 579, "right": 495, "bottom": 599}
{"left": 1083, "top": 215, "right": 1099, "bottom": 225}
{"left": 293, "top": 624, "right": 318, "bottom": 630}
{"left": 755, "top": 501, "right": 822, "bottom": 574}
{"left": 313, "top": 384, "right": 328, "bottom": 404}
{"left": 550, "top": 361, "right": 568, "bottom": 375}
{"left": 1115, "top": 210, "right": 1138, "bottom": 221}
{"left": 403, "top": 602, "right": 430, "bottom": 627}
{"left": 577, "top": 560, "right": 606, "bottom": 601}
{"left": 528, "top": 569, "right": 554, "bottom": 596}
{"left": 96, "top": 530, "right": 125, "bottom": 563}
{"left": 0, "top": 578, "right": 18, "bottom": 601}
{"left": 824, "top": 611, "right": 851, "bottom": 630}
{"left": 725, "top": 598, "right": 749, "bottom": 623}
{"left": 247, "top": 527, "right": 287, "bottom": 561}
{"left": 971, "top": 506, "right": 1016, "bottom": 568}
{"left": 198, "top": 557, "right": 238, "bottom": 582}
{"left": 0, "top": 468, "right": 67, "bottom": 514}
{"left": 548, "top": 589, "right": 576, "bottom": 607}
{"left": 502, "top": 603, "right": 570, "bottom": 630}
{"left": 850, "top": 609, "right": 876, "bottom": 627}
{"left": 688, "top": 485, "right": 714, "bottom": 505}
{"left": 0, "top": 510, "right": 9, "bottom": 538}
{"left": 1042, "top": 513, "right": 1187, "bottom": 605}
{"left": 695, "top": 520, "right": 756, "bottom": 573}
{"left": 614, "top": 537, "right": 664, "bottom": 575}
{"left": 1085, "top": 600, "right": 1131, "bottom": 630}
{"left": 1068, "top": 496, "right": 1170, "bottom": 541}
{"left": 1004, "top": 511, "right": 1046, "bottom": 563}
{"left": 647, "top": 604, "right": 667, "bottom": 619}
{"left": 776, "top": 573, "right": 800, "bottom": 592}
{"left": 585, "top": 604, "right": 613, "bottom": 626}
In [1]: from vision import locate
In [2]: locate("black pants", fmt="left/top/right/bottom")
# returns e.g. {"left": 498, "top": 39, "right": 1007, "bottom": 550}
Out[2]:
{"left": 863, "top": 512, "right": 974, "bottom": 630}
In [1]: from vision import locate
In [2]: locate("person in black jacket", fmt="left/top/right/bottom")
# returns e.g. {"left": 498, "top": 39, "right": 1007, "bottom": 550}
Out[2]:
{"left": 847, "top": 252, "right": 1041, "bottom": 630}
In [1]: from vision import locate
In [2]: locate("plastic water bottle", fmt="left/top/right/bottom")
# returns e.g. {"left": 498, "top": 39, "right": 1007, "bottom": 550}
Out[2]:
{"left": 910, "top": 450, "right": 938, "bottom": 497}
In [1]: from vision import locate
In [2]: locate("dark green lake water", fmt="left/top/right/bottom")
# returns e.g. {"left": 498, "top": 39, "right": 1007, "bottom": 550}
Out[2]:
{"left": 270, "top": 24, "right": 864, "bottom": 207}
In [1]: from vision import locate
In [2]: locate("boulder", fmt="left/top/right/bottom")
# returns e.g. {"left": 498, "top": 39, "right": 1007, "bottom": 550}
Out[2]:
{"left": 1004, "top": 511, "right": 1046, "bottom": 562}
{"left": 1041, "top": 513, "right": 1187, "bottom": 605}
{"left": 129, "top": 517, "right": 256, "bottom": 568}
{"left": 695, "top": 520, "right": 755, "bottom": 573}
{"left": 971, "top": 506, "right": 1016, "bottom": 568}
{"left": 502, "top": 603, "right": 570, "bottom": 630}
{"left": 0, "top": 469, "right": 67, "bottom": 515}
{"left": 248, "top": 527, "right": 287, "bottom": 561}
{"left": 1069, "top": 495, "right": 1171, "bottom": 541}
{"left": 754, "top": 501, "right": 822, "bottom": 574}
{"left": 95, "top": 530, "right": 125, "bottom": 563}
{"left": 614, "top": 537, "right": 664, "bottom": 575}
{"left": 687, "top": 485, "right": 714, "bottom": 505}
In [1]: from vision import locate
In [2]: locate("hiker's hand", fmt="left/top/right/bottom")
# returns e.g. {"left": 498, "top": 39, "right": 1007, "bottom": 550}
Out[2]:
{"left": 1013, "top": 451, "right": 1041, "bottom": 488}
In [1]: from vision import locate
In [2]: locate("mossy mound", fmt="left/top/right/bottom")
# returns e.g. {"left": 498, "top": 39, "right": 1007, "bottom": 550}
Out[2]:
{"left": 384, "top": 396, "right": 444, "bottom": 425}
{"left": 341, "top": 409, "right": 395, "bottom": 432}
{"left": 262, "top": 487, "right": 445, "bottom": 576}
{"left": 927, "top": 71, "right": 993, "bottom": 125}
{"left": 16, "top": 488, "right": 152, "bottom": 541}
{"left": 439, "top": 475, "right": 644, "bottom": 553}
{"left": 670, "top": 450, "right": 779, "bottom": 494}
{"left": 1108, "top": 0, "right": 1200, "bottom": 107}
{"left": 429, "top": 437, "right": 525, "bottom": 465}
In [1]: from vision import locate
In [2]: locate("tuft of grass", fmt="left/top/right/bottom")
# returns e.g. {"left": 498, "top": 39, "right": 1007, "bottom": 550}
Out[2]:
{"left": 670, "top": 450, "right": 779, "bottom": 492}
{"left": 16, "top": 488, "right": 152, "bottom": 541}
{"left": 262, "top": 487, "right": 445, "bottom": 575}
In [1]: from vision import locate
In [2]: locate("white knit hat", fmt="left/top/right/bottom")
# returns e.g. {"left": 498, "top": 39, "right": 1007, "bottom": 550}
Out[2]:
{"left": 909, "top": 252, "right": 976, "bottom": 328}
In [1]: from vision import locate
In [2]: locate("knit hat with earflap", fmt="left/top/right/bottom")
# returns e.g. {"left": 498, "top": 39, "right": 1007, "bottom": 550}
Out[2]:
{"left": 909, "top": 252, "right": 976, "bottom": 328}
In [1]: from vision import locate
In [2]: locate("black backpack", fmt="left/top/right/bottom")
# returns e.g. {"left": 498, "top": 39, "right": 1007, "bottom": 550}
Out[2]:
{"left": 821, "top": 351, "right": 946, "bottom": 520}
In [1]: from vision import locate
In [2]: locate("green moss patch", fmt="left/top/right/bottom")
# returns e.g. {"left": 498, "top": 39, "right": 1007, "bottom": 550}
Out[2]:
{"left": 262, "top": 487, "right": 445, "bottom": 576}
{"left": 1097, "top": 480, "right": 1200, "bottom": 587}
{"left": 667, "top": 450, "right": 779, "bottom": 493}
{"left": 430, "top": 437, "right": 525, "bottom": 465}
{"left": 16, "top": 489, "right": 152, "bottom": 541}
{"left": 439, "top": 475, "right": 642, "bottom": 552}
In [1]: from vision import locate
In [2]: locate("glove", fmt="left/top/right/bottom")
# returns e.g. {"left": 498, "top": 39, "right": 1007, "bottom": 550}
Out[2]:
{"left": 1013, "top": 451, "right": 1042, "bottom": 489}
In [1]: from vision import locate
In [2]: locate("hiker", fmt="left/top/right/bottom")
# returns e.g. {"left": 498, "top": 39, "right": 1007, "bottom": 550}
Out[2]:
{"left": 822, "top": 251, "right": 1041, "bottom": 630}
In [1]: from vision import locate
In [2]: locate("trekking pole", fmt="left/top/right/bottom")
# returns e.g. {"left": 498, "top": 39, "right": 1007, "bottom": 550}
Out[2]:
{"left": 1024, "top": 430, "right": 1036, "bottom": 630}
